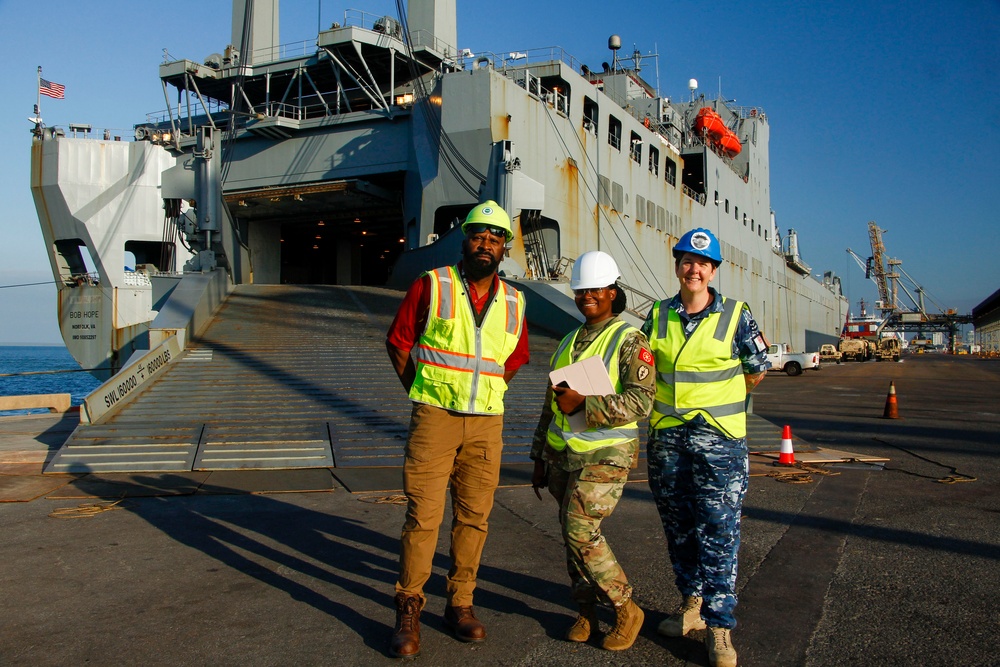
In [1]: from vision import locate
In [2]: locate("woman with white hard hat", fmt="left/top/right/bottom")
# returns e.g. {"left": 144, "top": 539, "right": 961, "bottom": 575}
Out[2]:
{"left": 529, "top": 250, "right": 656, "bottom": 652}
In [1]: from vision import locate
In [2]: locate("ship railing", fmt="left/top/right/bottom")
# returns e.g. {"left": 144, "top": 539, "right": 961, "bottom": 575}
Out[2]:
{"left": 681, "top": 184, "right": 707, "bottom": 205}
{"left": 509, "top": 70, "right": 569, "bottom": 115}
{"left": 247, "top": 39, "right": 316, "bottom": 66}
{"left": 458, "top": 46, "right": 585, "bottom": 74}
{"left": 51, "top": 126, "right": 135, "bottom": 142}
{"left": 65, "top": 272, "right": 101, "bottom": 287}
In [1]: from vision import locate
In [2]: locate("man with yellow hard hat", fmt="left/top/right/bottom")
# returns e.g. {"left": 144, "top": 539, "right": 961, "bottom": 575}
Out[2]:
{"left": 385, "top": 200, "right": 529, "bottom": 659}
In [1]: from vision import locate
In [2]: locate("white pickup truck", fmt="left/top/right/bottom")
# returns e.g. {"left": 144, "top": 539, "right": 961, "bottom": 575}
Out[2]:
{"left": 766, "top": 343, "right": 820, "bottom": 376}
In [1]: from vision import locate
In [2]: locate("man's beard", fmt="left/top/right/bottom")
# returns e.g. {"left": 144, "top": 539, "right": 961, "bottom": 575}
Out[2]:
{"left": 463, "top": 247, "right": 500, "bottom": 281}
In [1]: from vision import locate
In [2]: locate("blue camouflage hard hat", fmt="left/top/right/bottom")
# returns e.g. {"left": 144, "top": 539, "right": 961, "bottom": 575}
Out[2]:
{"left": 673, "top": 228, "right": 722, "bottom": 264}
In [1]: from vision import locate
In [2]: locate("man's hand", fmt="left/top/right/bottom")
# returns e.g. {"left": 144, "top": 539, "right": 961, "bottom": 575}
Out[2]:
{"left": 552, "top": 384, "right": 585, "bottom": 416}
{"left": 531, "top": 460, "right": 548, "bottom": 500}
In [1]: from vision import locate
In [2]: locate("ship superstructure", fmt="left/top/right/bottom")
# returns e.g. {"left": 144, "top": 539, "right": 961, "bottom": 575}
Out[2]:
{"left": 31, "top": 0, "right": 846, "bottom": 383}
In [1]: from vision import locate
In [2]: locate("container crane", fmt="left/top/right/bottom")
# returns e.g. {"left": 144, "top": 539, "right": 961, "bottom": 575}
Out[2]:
{"left": 846, "top": 221, "right": 971, "bottom": 348}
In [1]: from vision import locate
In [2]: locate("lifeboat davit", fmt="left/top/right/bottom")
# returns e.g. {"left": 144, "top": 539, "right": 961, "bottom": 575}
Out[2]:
{"left": 719, "top": 129, "right": 742, "bottom": 157}
{"left": 694, "top": 107, "right": 726, "bottom": 139}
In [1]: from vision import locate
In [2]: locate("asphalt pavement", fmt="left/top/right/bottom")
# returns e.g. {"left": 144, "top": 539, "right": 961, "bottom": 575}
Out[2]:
{"left": 2, "top": 354, "right": 998, "bottom": 666}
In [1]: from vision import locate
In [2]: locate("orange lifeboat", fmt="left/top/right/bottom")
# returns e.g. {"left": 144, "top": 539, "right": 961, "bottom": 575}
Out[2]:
{"left": 694, "top": 107, "right": 726, "bottom": 139}
{"left": 719, "top": 129, "right": 742, "bottom": 157}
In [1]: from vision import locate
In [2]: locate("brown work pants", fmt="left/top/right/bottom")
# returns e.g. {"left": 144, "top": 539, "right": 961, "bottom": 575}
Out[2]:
{"left": 395, "top": 403, "right": 504, "bottom": 607}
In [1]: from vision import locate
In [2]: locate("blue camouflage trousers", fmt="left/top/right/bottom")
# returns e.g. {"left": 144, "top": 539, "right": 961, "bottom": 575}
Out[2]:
{"left": 646, "top": 423, "right": 748, "bottom": 629}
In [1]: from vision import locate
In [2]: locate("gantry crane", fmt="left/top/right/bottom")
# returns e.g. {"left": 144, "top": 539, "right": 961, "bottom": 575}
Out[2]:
{"left": 846, "top": 221, "right": 971, "bottom": 347}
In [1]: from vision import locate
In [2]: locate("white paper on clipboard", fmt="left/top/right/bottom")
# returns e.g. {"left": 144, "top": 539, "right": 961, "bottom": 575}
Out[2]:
{"left": 549, "top": 355, "right": 615, "bottom": 432}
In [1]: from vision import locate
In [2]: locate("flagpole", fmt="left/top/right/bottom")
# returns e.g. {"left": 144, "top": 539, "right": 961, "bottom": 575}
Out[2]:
{"left": 35, "top": 65, "right": 43, "bottom": 124}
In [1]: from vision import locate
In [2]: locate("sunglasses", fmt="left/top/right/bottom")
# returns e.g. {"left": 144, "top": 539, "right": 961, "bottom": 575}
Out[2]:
{"left": 573, "top": 287, "right": 609, "bottom": 297}
{"left": 466, "top": 224, "right": 508, "bottom": 240}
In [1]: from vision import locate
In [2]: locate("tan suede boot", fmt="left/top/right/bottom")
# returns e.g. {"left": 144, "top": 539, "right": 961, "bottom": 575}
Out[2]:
{"left": 657, "top": 595, "right": 707, "bottom": 637}
{"left": 705, "top": 627, "right": 738, "bottom": 667}
{"left": 565, "top": 603, "right": 599, "bottom": 642}
{"left": 601, "top": 598, "right": 644, "bottom": 650}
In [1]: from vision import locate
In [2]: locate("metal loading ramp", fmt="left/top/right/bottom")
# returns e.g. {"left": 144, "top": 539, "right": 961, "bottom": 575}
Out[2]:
{"left": 45, "top": 285, "right": 555, "bottom": 474}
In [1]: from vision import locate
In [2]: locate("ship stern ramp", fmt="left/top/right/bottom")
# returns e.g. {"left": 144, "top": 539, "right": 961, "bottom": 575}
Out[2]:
{"left": 43, "top": 285, "right": 559, "bottom": 480}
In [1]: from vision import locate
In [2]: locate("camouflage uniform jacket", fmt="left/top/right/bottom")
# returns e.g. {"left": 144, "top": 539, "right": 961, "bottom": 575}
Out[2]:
{"left": 531, "top": 315, "right": 655, "bottom": 471}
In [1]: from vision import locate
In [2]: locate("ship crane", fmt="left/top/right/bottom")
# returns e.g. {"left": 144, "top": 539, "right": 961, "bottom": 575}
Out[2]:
{"left": 846, "top": 220, "right": 972, "bottom": 348}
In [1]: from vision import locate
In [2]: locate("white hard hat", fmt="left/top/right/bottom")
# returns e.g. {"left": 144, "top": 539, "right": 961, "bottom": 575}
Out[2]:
{"left": 570, "top": 251, "right": 621, "bottom": 290}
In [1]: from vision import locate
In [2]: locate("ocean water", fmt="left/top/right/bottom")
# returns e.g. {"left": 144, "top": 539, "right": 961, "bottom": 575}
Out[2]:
{"left": 0, "top": 345, "right": 101, "bottom": 415}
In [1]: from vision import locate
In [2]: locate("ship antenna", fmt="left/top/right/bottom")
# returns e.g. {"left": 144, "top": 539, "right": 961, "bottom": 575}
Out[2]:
{"left": 608, "top": 34, "right": 621, "bottom": 71}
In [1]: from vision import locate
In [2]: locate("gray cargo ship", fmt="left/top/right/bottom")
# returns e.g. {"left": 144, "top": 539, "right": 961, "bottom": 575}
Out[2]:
{"left": 31, "top": 0, "right": 846, "bottom": 383}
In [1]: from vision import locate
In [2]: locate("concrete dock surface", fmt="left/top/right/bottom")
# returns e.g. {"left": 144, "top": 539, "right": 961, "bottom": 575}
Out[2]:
{"left": 2, "top": 354, "right": 998, "bottom": 666}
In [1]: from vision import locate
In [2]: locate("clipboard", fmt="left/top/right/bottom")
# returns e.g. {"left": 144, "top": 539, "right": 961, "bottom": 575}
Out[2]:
{"left": 549, "top": 355, "right": 615, "bottom": 432}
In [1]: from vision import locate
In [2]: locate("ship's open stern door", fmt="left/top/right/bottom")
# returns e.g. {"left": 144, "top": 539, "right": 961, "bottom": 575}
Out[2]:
{"left": 223, "top": 178, "right": 403, "bottom": 285}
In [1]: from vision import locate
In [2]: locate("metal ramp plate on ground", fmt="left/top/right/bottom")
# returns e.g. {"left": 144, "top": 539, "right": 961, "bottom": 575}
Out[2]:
{"left": 193, "top": 423, "right": 334, "bottom": 469}
{"left": 44, "top": 423, "right": 203, "bottom": 473}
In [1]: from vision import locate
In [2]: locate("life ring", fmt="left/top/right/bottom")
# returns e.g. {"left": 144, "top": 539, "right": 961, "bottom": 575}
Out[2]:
{"left": 750, "top": 108, "right": 757, "bottom": 117}
{"left": 643, "top": 117, "right": 650, "bottom": 128}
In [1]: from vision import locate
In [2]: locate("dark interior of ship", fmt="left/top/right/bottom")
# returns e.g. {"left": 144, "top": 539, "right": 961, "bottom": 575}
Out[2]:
{"left": 224, "top": 176, "right": 406, "bottom": 286}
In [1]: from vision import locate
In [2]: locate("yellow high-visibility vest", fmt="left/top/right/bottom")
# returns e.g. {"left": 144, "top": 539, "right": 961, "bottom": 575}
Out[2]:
{"left": 546, "top": 320, "right": 639, "bottom": 452}
{"left": 409, "top": 266, "right": 525, "bottom": 414}
{"left": 648, "top": 297, "right": 747, "bottom": 438}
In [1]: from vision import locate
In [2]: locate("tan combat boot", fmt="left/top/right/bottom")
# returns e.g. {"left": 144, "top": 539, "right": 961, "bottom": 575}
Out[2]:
{"left": 705, "top": 626, "right": 738, "bottom": 667}
{"left": 657, "top": 595, "right": 707, "bottom": 637}
{"left": 565, "top": 603, "right": 599, "bottom": 642}
{"left": 601, "top": 597, "right": 644, "bottom": 650}
{"left": 389, "top": 593, "right": 422, "bottom": 659}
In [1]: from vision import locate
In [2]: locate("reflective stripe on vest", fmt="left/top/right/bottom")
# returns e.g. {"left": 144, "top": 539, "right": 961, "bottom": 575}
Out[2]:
{"left": 409, "top": 266, "right": 525, "bottom": 415}
{"left": 546, "top": 320, "right": 640, "bottom": 452}
{"left": 648, "top": 297, "right": 747, "bottom": 438}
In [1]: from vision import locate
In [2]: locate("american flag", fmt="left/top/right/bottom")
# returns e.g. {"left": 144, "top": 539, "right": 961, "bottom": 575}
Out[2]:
{"left": 39, "top": 78, "right": 65, "bottom": 99}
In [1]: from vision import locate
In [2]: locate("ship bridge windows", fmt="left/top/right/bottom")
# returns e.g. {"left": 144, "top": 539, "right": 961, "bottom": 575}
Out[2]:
{"left": 629, "top": 132, "right": 642, "bottom": 163}
{"left": 608, "top": 115, "right": 622, "bottom": 150}
{"left": 649, "top": 146, "right": 659, "bottom": 175}
{"left": 583, "top": 97, "right": 598, "bottom": 134}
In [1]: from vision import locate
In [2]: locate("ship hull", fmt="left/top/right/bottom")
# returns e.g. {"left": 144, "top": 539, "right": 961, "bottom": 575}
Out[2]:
{"left": 30, "top": 3, "right": 844, "bottom": 378}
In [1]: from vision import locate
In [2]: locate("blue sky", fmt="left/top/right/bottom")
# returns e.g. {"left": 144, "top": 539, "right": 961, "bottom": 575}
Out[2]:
{"left": 1, "top": 0, "right": 997, "bottom": 344}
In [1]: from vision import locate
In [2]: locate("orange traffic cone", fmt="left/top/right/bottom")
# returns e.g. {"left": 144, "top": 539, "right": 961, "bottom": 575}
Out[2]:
{"left": 882, "top": 381, "right": 900, "bottom": 419}
{"left": 776, "top": 425, "right": 796, "bottom": 466}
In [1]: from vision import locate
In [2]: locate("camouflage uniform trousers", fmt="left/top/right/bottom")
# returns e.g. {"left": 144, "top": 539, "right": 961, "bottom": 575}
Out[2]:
{"left": 547, "top": 463, "right": 633, "bottom": 607}
{"left": 646, "top": 424, "right": 749, "bottom": 629}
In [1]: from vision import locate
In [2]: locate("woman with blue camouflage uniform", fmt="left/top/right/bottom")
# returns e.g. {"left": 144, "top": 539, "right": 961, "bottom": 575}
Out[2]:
{"left": 643, "top": 228, "right": 769, "bottom": 667}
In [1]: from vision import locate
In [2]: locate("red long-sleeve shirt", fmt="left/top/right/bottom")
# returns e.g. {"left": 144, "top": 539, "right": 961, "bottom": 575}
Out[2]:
{"left": 386, "top": 267, "right": 530, "bottom": 372}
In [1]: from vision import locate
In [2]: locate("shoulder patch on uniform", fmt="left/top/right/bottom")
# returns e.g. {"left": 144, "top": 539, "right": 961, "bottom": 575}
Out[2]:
{"left": 638, "top": 348, "right": 654, "bottom": 365}
{"left": 637, "top": 366, "right": 649, "bottom": 381}
{"left": 752, "top": 333, "right": 768, "bottom": 353}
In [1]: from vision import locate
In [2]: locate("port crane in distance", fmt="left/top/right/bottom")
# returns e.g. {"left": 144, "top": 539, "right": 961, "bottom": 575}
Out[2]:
{"left": 846, "top": 221, "right": 971, "bottom": 349}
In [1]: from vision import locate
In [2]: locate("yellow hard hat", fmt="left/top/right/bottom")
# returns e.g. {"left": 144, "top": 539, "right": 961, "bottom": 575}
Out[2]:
{"left": 461, "top": 200, "right": 513, "bottom": 242}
